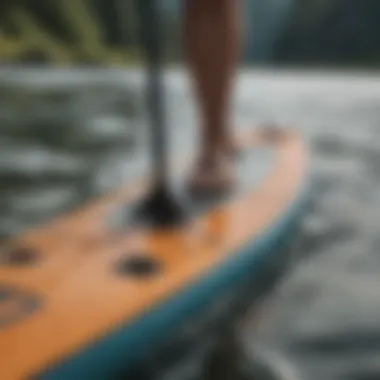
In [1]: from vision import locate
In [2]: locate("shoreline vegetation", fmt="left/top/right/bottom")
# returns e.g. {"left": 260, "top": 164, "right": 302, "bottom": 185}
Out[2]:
{"left": 0, "top": 0, "right": 180, "bottom": 67}
{"left": 1, "top": 0, "right": 379, "bottom": 70}
{"left": 271, "top": 0, "right": 380, "bottom": 67}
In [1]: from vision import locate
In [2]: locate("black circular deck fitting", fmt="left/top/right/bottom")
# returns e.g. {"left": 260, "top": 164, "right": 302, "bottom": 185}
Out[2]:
{"left": 115, "top": 255, "right": 162, "bottom": 278}
{"left": 0, "top": 285, "right": 41, "bottom": 328}
{"left": 1, "top": 246, "right": 38, "bottom": 266}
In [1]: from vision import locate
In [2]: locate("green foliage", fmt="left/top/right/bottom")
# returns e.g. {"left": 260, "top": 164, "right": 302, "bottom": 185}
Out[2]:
{"left": 273, "top": 0, "right": 380, "bottom": 66}
{"left": 0, "top": 0, "right": 181, "bottom": 66}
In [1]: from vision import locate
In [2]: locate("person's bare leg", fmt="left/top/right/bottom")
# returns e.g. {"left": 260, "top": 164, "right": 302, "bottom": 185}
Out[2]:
{"left": 184, "top": 0, "right": 241, "bottom": 191}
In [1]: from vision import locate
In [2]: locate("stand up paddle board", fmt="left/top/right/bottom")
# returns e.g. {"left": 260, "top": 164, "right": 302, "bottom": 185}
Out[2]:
{"left": 0, "top": 128, "right": 309, "bottom": 379}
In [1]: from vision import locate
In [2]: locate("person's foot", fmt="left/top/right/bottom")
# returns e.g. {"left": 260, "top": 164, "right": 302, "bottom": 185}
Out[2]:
{"left": 188, "top": 149, "right": 235, "bottom": 195}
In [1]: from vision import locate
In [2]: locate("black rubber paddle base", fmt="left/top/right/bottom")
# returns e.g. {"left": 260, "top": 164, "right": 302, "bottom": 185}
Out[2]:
{"left": 133, "top": 185, "right": 188, "bottom": 228}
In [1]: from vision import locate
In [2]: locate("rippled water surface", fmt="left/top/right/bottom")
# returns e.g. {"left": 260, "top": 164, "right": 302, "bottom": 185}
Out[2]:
{"left": 1, "top": 68, "right": 380, "bottom": 379}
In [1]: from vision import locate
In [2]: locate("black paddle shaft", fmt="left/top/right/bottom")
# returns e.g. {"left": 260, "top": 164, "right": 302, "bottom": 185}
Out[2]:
{"left": 126, "top": 0, "right": 186, "bottom": 227}
{"left": 136, "top": 0, "right": 169, "bottom": 185}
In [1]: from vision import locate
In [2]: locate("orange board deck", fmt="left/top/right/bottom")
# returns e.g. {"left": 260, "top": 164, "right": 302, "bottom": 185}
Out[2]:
{"left": 0, "top": 129, "right": 309, "bottom": 380}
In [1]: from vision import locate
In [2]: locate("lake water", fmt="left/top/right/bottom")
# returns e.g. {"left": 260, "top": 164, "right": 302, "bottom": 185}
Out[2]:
{"left": 1, "top": 68, "right": 380, "bottom": 379}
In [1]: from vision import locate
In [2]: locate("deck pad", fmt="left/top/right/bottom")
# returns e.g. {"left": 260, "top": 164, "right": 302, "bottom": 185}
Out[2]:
{"left": 0, "top": 129, "right": 308, "bottom": 380}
